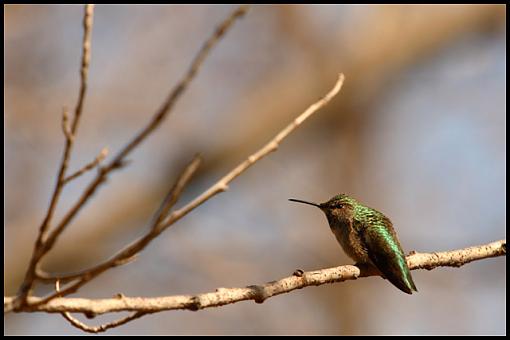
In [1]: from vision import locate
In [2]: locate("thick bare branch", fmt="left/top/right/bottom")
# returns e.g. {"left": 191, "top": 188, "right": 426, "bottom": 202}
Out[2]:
{"left": 5, "top": 240, "right": 505, "bottom": 316}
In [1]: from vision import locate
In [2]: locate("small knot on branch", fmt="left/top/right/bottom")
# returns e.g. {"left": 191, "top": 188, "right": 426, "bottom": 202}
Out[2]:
{"left": 113, "top": 254, "right": 139, "bottom": 267}
{"left": 61, "top": 106, "right": 74, "bottom": 141}
{"left": 247, "top": 285, "right": 268, "bottom": 304}
{"left": 111, "top": 159, "right": 131, "bottom": 170}
{"left": 217, "top": 183, "right": 229, "bottom": 192}
{"left": 84, "top": 311, "right": 97, "bottom": 319}
{"left": 98, "top": 147, "right": 109, "bottom": 161}
{"left": 267, "top": 141, "right": 278, "bottom": 153}
{"left": 187, "top": 296, "right": 202, "bottom": 311}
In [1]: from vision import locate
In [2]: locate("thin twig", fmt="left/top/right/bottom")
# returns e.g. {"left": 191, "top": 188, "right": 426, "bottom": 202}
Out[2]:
{"left": 151, "top": 154, "right": 203, "bottom": 229}
{"left": 72, "top": 3, "right": 94, "bottom": 135}
{"left": 16, "top": 4, "right": 95, "bottom": 307}
{"left": 61, "top": 107, "right": 73, "bottom": 142}
{"left": 55, "top": 280, "right": 147, "bottom": 334}
{"left": 111, "top": 5, "right": 250, "bottom": 163}
{"left": 159, "top": 73, "right": 345, "bottom": 230}
{"left": 61, "top": 310, "right": 147, "bottom": 334}
{"left": 63, "top": 148, "right": 109, "bottom": 184}
{"left": 6, "top": 240, "right": 505, "bottom": 316}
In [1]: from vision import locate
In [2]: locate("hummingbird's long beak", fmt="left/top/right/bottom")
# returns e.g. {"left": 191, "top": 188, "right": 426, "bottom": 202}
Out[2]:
{"left": 288, "top": 198, "right": 321, "bottom": 208}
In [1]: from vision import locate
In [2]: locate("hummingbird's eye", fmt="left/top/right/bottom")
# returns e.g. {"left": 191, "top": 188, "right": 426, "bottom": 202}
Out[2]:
{"left": 337, "top": 204, "right": 343, "bottom": 209}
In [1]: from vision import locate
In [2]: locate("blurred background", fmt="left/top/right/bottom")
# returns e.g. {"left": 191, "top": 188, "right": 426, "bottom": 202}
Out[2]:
{"left": 4, "top": 4, "right": 506, "bottom": 335}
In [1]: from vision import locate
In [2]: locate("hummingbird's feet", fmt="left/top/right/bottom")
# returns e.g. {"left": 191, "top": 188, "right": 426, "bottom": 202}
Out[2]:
{"left": 292, "top": 269, "right": 304, "bottom": 277}
{"left": 354, "top": 262, "right": 384, "bottom": 278}
{"left": 354, "top": 262, "right": 370, "bottom": 270}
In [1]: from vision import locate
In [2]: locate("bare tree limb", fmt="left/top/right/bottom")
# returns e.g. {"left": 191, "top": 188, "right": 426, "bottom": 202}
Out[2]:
{"left": 158, "top": 73, "right": 346, "bottom": 232}
{"left": 35, "top": 4, "right": 250, "bottom": 281}
{"left": 5, "top": 240, "right": 505, "bottom": 317}
{"left": 13, "top": 5, "right": 248, "bottom": 311}
{"left": 16, "top": 4, "right": 95, "bottom": 307}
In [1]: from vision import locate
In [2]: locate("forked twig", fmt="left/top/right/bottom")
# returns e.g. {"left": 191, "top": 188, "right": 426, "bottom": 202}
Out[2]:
{"left": 150, "top": 154, "right": 203, "bottom": 229}
{"left": 55, "top": 280, "right": 147, "bottom": 333}
{"left": 63, "top": 148, "right": 109, "bottom": 184}
{"left": 28, "top": 155, "right": 203, "bottom": 307}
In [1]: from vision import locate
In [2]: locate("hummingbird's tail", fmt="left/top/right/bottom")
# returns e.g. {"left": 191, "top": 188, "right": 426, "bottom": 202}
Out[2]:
{"left": 375, "top": 257, "right": 417, "bottom": 295}
{"left": 398, "top": 266, "right": 418, "bottom": 294}
{"left": 362, "top": 225, "right": 418, "bottom": 294}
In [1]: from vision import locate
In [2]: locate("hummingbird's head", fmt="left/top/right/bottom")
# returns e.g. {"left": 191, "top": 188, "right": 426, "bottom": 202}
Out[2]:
{"left": 318, "top": 194, "right": 357, "bottom": 222}
{"left": 288, "top": 194, "right": 357, "bottom": 222}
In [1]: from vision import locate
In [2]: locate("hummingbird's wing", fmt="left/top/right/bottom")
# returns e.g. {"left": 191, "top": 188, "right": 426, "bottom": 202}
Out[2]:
{"left": 360, "top": 220, "right": 417, "bottom": 294}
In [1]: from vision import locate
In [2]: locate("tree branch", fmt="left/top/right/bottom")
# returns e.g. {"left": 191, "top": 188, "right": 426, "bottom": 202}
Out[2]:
{"left": 16, "top": 4, "right": 95, "bottom": 307}
{"left": 159, "top": 73, "right": 345, "bottom": 231}
{"left": 5, "top": 240, "right": 505, "bottom": 317}
{"left": 13, "top": 5, "right": 248, "bottom": 311}
{"left": 150, "top": 153, "right": 203, "bottom": 229}
{"left": 35, "top": 5, "right": 250, "bottom": 280}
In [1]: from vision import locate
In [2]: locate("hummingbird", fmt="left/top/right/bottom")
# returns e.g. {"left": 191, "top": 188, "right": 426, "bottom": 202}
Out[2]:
{"left": 289, "top": 194, "right": 417, "bottom": 294}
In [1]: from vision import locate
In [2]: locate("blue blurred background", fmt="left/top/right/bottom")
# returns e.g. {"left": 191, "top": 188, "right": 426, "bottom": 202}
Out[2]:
{"left": 5, "top": 4, "right": 506, "bottom": 335}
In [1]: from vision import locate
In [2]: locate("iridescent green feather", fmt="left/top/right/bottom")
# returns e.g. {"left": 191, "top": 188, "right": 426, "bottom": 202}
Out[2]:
{"left": 354, "top": 208, "right": 417, "bottom": 294}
